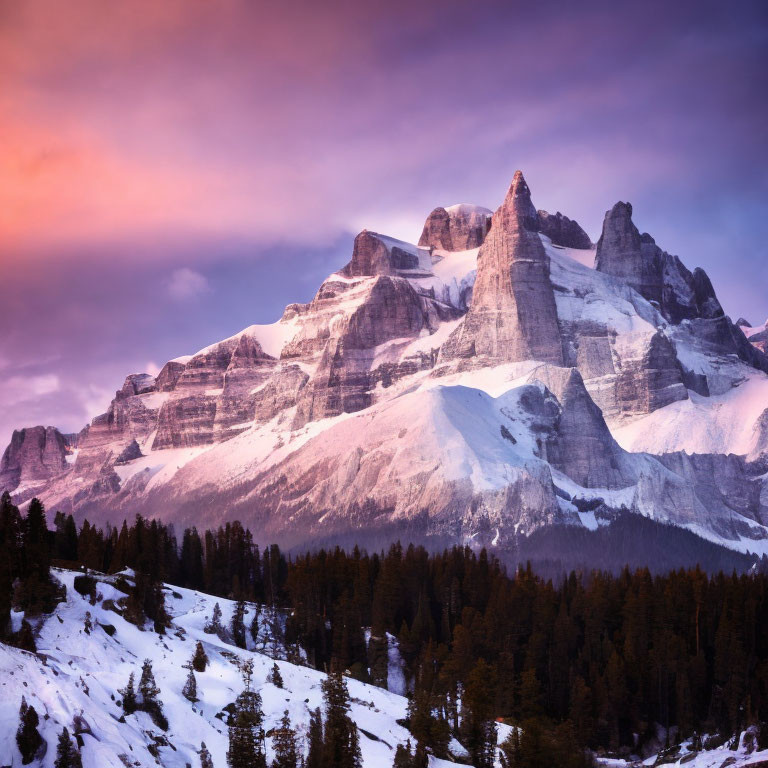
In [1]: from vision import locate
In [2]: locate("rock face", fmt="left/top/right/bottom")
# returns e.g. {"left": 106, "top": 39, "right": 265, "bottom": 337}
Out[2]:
{"left": 440, "top": 171, "right": 564, "bottom": 365}
{"left": 526, "top": 365, "right": 636, "bottom": 488}
{"left": 0, "top": 426, "right": 70, "bottom": 491}
{"left": 293, "top": 275, "right": 458, "bottom": 426}
{"left": 537, "top": 210, "right": 592, "bottom": 249}
{"left": 418, "top": 204, "right": 492, "bottom": 251}
{"left": 341, "top": 231, "right": 430, "bottom": 277}
{"left": 595, "top": 202, "right": 722, "bottom": 323}
{"left": 594, "top": 201, "right": 768, "bottom": 376}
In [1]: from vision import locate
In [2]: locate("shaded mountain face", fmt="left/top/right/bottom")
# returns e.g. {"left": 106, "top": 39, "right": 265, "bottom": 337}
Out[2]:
{"left": 4, "top": 170, "right": 768, "bottom": 567}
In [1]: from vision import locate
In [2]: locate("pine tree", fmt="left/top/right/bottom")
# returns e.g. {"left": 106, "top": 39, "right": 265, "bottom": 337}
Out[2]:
{"left": 393, "top": 740, "right": 413, "bottom": 768}
{"left": 16, "top": 697, "right": 43, "bottom": 765}
{"left": 0, "top": 492, "right": 22, "bottom": 640}
{"left": 16, "top": 619, "right": 37, "bottom": 651}
{"left": 227, "top": 659, "right": 266, "bottom": 768}
{"left": 461, "top": 659, "right": 497, "bottom": 768}
{"left": 268, "top": 661, "right": 284, "bottom": 688}
{"left": 138, "top": 658, "right": 160, "bottom": 706}
{"left": 232, "top": 599, "right": 247, "bottom": 649}
{"left": 199, "top": 742, "right": 214, "bottom": 768}
{"left": 205, "top": 602, "right": 225, "bottom": 637}
{"left": 413, "top": 742, "right": 429, "bottom": 768}
{"left": 272, "top": 709, "right": 299, "bottom": 768}
{"left": 321, "top": 671, "right": 362, "bottom": 768}
{"left": 120, "top": 673, "right": 137, "bottom": 714}
{"left": 192, "top": 640, "right": 209, "bottom": 672}
{"left": 54, "top": 726, "right": 82, "bottom": 768}
{"left": 183, "top": 668, "right": 198, "bottom": 702}
{"left": 306, "top": 707, "right": 324, "bottom": 768}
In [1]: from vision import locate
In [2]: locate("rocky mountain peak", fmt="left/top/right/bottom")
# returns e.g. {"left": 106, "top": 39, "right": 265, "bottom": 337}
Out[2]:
{"left": 0, "top": 425, "right": 70, "bottom": 491}
{"left": 418, "top": 204, "right": 491, "bottom": 251}
{"left": 595, "top": 201, "right": 642, "bottom": 268}
{"left": 440, "top": 170, "right": 564, "bottom": 365}
{"left": 502, "top": 169, "right": 539, "bottom": 232}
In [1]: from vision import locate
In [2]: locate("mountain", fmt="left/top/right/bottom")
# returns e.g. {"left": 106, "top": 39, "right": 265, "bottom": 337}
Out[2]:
{"left": 4, "top": 170, "right": 768, "bottom": 568}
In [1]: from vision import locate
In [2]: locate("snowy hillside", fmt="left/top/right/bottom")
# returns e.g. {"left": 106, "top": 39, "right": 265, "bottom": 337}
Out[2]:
{"left": 2, "top": 568, "right": 767, "bottom": 768}
{"left": 0, "top": 568, "right": 477, "bottom": 768}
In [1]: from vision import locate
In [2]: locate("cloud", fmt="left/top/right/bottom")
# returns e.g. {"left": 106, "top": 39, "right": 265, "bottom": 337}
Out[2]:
{"left": 5, "top": 374, "right": 61, "bottom": 406}
{"left": 167, "top": 268, "right": 210, "bottom": 300}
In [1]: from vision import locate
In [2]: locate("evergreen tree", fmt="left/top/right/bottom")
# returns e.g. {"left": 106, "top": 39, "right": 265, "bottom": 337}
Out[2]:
{"left": 205, "top": 602, "right": 225, "bottom": 637}
{"left": 306, "top": 707, "right": 324, "bottom": 768}
{"left": 183, "top": 668, "right": 198, "bottom": 702}
{"left": 272, "top": 709, "right": 299, "bottom": 768}
{"left": 54, "top": 726, "right": 82, "bottom": 768}
{"left": 53, "top": 512, "right": 78, "bottom": 562}
{"left": 16, "top": 619, "right": 37, "bottom": 651}
{"left": 232, "top": 599, "right": 247, "bottom": 649}
{"left": 136, "top": 659, "right": 167, "bottom": 729}
{"left": 199, "top": 742, "right": 214, "bottom": 768}
{"left": 460, "top": 659, "right": 497, "bottom": 768}
{"left": 16, "top": 697, "right": 43, "bottom": 765}
{"left": 392, "top": 740, "right": 413, "bottom": 768}
{"left": 320, "top": 672, "right": 362, "bottom": 768}
{"left": 138, "top": 658, "right": 160, "bottom": 706}
{"left": 268, "top": 661, "right": 284, "bottom": 688}
{"left": 227, "top": 659, "right": 266, "bottom": 768}
{"left": 192, "top": 640, "right": 209, "bottom": 672}
{"left": 120, "top": 673, "right": 137, "bottom": 714}
{"left": 0, "top": 492, "right": 22, "bottom": 639}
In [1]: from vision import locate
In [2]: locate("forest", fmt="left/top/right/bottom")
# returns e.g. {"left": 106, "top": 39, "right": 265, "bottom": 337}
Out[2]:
{"left": 2, "top": 491, "right": 768, "bottom": 766}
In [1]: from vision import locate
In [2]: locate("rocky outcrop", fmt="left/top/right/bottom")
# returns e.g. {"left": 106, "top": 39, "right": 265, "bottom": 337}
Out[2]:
{"left": 153, "top": 333, "right": 277, "bottom": 449}
{"left": 340, "top": 231, "right": 428, "bottom": 277}
{"left": 294, "top": 276, "right": 458, "bottom": 426}
{"left": 418, "top": 204, "right": 492, "bottom": 251}
{"left": 595, "top": 202, "right": 722, "bottom": 324}
{"left": 440, "top": 171, "right": 564, "bottom": 365}
{"left": 526, "top": 365, "right": 636, "bottom": 488}
{"left": 114, "top": 439, "right": 143, "bottom": 465}
{"left": 155, "top": 359, "right": 188, "bottom": 391}
{"left": 214, "top": 334, "right": 277, "bottom": 441}
{"left": 537, "top": 210, "right": 592, "bottom": 249}
{"left": 0, "top": 426, "right": 70, "bottom": 491}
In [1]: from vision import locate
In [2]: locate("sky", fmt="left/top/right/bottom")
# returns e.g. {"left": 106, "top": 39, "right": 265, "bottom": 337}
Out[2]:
{"left": 1, "top": 0, "right": 767, "bottom": 447}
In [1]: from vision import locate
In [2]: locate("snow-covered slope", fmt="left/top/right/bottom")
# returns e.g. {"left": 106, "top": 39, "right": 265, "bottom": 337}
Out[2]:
{"left": 0, "top": 569, "right": 471, "bottom": 768}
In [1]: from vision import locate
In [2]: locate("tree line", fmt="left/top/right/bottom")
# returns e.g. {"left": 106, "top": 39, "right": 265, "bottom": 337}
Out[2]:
{"left": 2, "top": 492, "right": 768, "bottom": 762}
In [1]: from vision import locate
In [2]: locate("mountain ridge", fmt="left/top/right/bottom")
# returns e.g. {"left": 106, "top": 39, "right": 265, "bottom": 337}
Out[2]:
{"left": 4, "top": 170, "right": 768, "bottom": 568}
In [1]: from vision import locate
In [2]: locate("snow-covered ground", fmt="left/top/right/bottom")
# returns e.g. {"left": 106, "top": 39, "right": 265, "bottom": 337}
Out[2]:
{"left": 596, "top": 729, "right": 768, "bottom": 767}
{"left": 0, "top": 569, "right": 492, "bottom": 767}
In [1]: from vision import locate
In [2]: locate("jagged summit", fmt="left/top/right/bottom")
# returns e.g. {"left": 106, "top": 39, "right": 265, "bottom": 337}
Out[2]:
{"left": 537, "top": 209, "right": 592, "bottom": 249}
{"left": 418, "top": 203, "right": 491, "bottom": 251}
{"left": 440, "top": 169, "right": 564, "bottom": 365}
{"left": 4, "top": 168, "right": 768, "bottom": 566}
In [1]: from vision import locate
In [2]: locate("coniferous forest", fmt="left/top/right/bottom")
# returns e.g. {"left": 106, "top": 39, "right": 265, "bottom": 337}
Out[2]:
{"left": 2, "top": 491, "right": 768, "bottom": 765}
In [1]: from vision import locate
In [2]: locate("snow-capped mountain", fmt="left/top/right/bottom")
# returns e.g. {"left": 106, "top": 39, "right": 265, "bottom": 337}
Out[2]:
{"left": 3, "top": 170, "right": 768, "bottom": 566}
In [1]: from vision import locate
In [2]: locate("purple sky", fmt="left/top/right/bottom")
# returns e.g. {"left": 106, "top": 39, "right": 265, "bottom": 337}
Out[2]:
{"left": 1, "top": 0, "right": 767, "bottom": 447}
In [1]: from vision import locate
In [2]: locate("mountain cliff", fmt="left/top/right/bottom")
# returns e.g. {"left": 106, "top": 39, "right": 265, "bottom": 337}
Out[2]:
{"left": 4, "top": 170, "right": 768, "bottom": 566}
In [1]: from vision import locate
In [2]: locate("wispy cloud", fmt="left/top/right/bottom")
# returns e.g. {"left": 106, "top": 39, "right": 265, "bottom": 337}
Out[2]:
{"left": 167, "top": 268, "right": 210, "bottom": 300}
{"left": 5, "top": 374, "right": 61, "bottom": 406}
